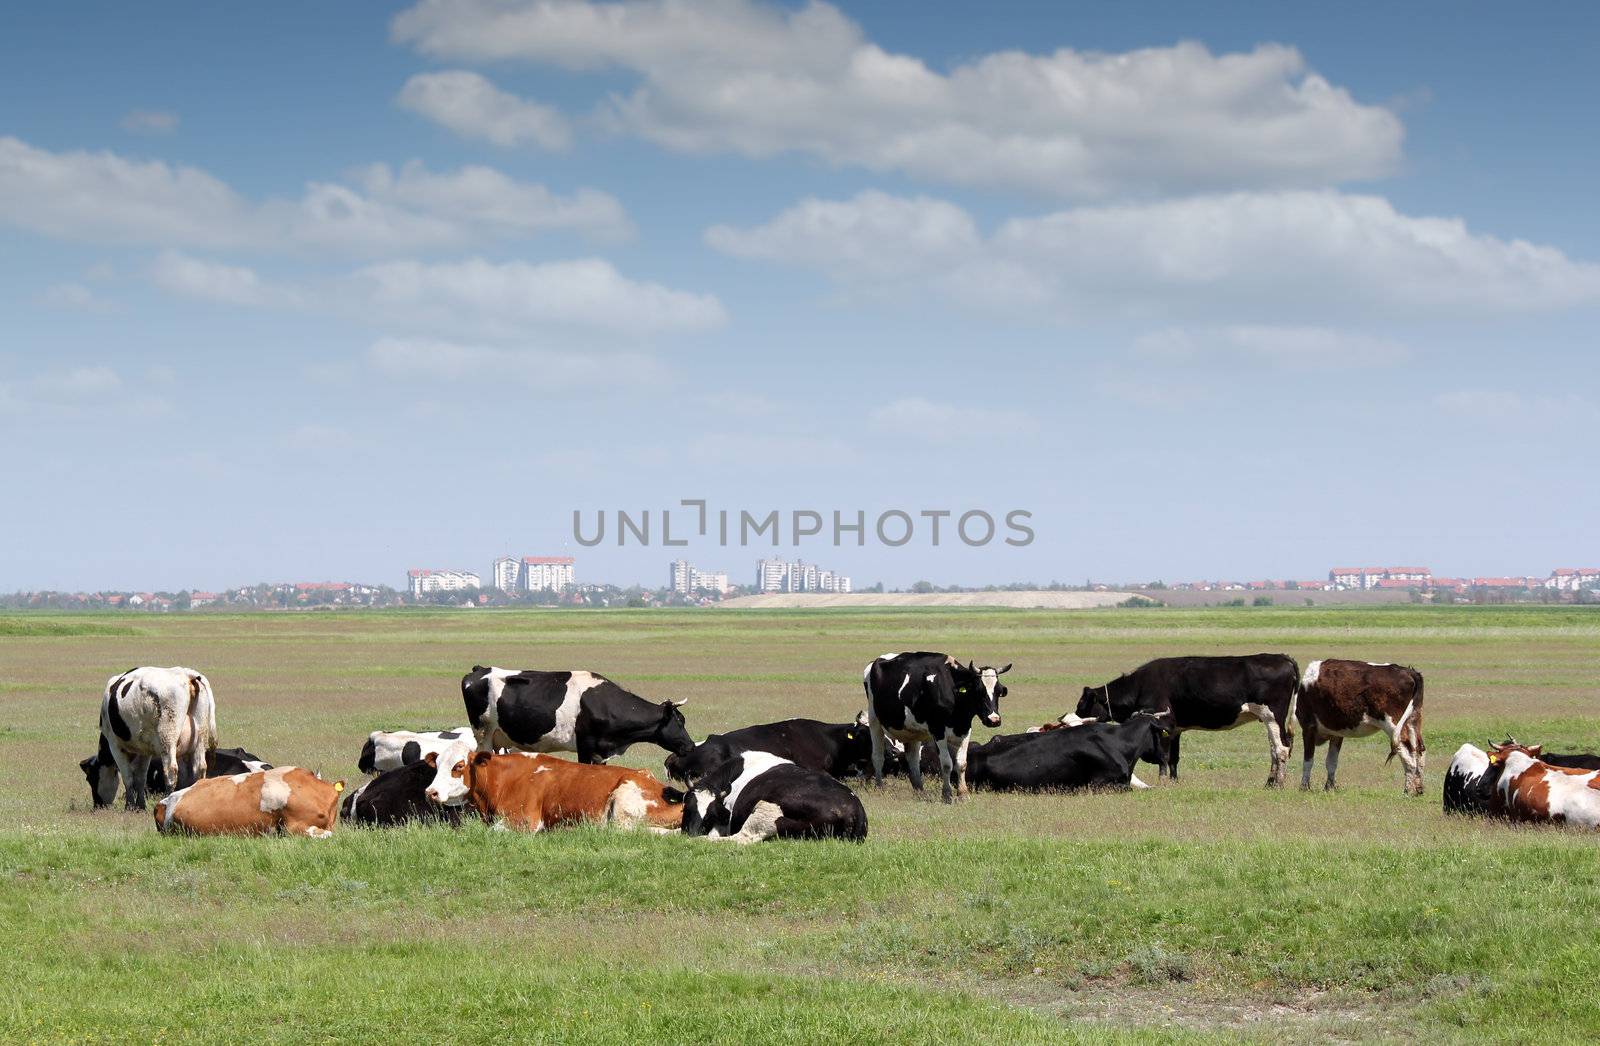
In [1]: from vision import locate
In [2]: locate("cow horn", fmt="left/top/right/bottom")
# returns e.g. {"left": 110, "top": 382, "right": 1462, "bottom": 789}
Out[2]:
{"left": 671, "top": 699, "right": 688, "bottom": 707}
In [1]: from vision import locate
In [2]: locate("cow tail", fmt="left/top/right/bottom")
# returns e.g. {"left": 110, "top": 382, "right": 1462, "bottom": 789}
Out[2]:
{"left": 1283, "top": 660, "right": 1300, "bottom": 748}
{"left": 195, "top": 673, "right": 218, "bottom": 755}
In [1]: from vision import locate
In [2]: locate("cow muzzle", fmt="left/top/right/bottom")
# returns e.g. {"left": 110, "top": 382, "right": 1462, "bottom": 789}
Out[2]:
{"left": 984, "top": 714, "right": 1002, "bottom": 727}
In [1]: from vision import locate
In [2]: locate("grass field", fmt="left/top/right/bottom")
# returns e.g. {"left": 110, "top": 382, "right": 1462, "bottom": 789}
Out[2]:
{"left": 2, "top": 605, "right": 1597, "bottom": 1042}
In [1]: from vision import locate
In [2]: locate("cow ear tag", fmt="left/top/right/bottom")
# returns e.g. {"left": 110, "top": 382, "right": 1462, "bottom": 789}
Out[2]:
{"left": 334, "top": 780, "right": 346, "bottom": 793}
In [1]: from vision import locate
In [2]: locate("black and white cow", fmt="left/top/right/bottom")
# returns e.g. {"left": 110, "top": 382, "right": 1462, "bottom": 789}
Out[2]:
{"left": 664, "top": 716, "right": 874, "bottom": 784}
{"left": 1075, "top": 654, "right": 1300, "bottom": 787}
{"left": 1443, "top": 743, "right": 1495, "bottom": 815}
{"left": 89, "top": 666, "right": 219, "bottom": 809}
{"left": 863, "top": 652, "right": 1009, "bottom": 802}
{"left": 681, "top": 751, "right": 868, "bottom": 843}
{"left": 357, "top": 727, "right": 475, "bottom": 774}
{"left": 968, "top": 712, "right": 1173, "bottom": 792}
{"left": 461, "top": 666, "right": 695, "bottom": 764}
{"left": 80, "top": 743, "right": 268, "bottom": 808}
{"left": 340, "top": 759, "right": 466, "bottom": 827}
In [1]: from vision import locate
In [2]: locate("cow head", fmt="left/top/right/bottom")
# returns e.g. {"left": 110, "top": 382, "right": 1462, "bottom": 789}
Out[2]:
{"left": 1127, "top": 710, "right": 1175, "bottom": 768}
{"left": 655, "top": 700, "right": 695, "bottom": 756}
{"left": 1076, "top": 677, "right": 1128, "bottom": 722}
{"left": 836, "top": 717, "right": 875, "bottom": 776}
{"left": 79, "top": 752, "right": 120, "bottom": 808}
{"left": 951, "top": 661, "right": 1004, "bottom": 728}
{"left": 1487, "top": 740, "right": 1541, "bottom": 765}
{"left": 680, "top": 785, "right": 728, "bottom": 838}
{"left": 422, "top": 746, "right": 474, "bottom": 807}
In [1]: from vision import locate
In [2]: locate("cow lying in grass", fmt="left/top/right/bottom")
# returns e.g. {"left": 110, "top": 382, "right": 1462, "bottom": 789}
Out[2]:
{"left": 968, "top": 712, "right": 1173, "bottom": 793}
{"left": 154, "top": 766, "right": 343, "bottom": 837}
{"left": 665, "top": 716, "right": 874, "bottom": 784}
{"left": 358, "top": 727, "right": 475, "bottom": 774}
{"left": 341, "top": 760, "right": 466, "bottom": 827}
{"left": 681, "top": 752, "right": 867, "bottom": 843}
{"left": 1486, "top": 742, "right": 1600, "bottom": 829}
{"left": 1445, "top": 741, "right": 1600, "bottom": 827}
{"left": 430, "top": 751, "right": 683, "bottom": 833}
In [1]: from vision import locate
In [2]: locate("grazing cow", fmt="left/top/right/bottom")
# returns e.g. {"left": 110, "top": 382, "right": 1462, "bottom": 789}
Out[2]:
{"left": 1443, "top": 744, "right": 1495, "bottom": 815}
{"left": 92, "top": 666, "right": 219, "bottom": 809}
{"left": 154, "top": 766, "right": 343, "bottom": 837}
{"left": 80, "top": 743, "right": 270, "bottom": 808}
{"left": 341, "top": 760, "right": 465, "bottom": 827}
{"left": 665, "top": 717, "right": 873, "bottom": 784}
{"left": 431, "top": 751, "right": 684, "bottom": 833}
{"left": 461, "top": 666, "right": 694, "bottom": 764}
{"left": 1486, "top": 743, "right": 1600, "bottom": 829}
{"left": 1076, "top": 654, "right": 1299, "bottom": 786}
{"left": 681, "top": 752, "right": 868, "bottom": 843}
{"left": 1296, "top": 660, "right": 1426, "bottom": 795}
{"left": 357, "top": 727, "right": 475, "bottom": 774}
{"left": 968, "top": 712, "right": 1174, "bottom": 792}
{"left": 864, "top": 652, "right": 1010, "bottom": 802}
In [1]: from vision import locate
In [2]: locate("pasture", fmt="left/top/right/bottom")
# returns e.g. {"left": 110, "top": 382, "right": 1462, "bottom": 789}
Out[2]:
{"left": 2, "top": 605, "right": 1598, "bottom": 1043}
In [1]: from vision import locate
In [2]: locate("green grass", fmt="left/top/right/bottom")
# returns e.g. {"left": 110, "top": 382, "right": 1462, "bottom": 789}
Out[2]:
{"left": 2, "top": 604, "right": 1598, "bottom": 1041}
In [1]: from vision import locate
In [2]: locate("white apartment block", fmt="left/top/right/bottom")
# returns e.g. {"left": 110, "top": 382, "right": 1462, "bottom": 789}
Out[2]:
{"left": 521, "top": 556, "right": 575, "bottom": 593}
{"left": 1328, "top": 566, "right": 1432, "bottom": 590}
{"left": 491, "top": 556, "right": 520, "bottom": 594}
{"left": 671, "top": 559, "right": 730, "bottom": 594}
{"left": 755, "top": 557, "right": 851, "bottom": 594}
{"left": 407, "top": 569, "right": 481, "bottom": 597}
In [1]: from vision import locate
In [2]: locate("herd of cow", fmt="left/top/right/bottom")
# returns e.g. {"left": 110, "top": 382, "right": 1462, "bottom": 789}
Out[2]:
{"left": 77, "top": 650, "right": 1599, "bottom": 840}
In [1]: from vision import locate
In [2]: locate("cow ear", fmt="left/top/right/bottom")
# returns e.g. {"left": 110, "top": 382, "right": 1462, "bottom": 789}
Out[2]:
{"left": 472, "top": 751, "right": 493, "bottom": 767}
{"left": 1530, "top": 744, "right": 1543, "bottom": 755}
{"left": 999, "top": 663, "right": 1013, "bottom": 674}
{"left": 424, "top": 751, "right": 439, "bottom": 767}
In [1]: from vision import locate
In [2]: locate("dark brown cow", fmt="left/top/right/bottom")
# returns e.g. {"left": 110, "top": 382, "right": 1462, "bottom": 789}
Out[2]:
{"left": 1296, "top": 659, "right": 1425, "bottom": 795}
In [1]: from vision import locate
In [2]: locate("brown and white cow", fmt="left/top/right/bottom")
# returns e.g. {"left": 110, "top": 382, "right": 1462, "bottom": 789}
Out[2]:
{"left": 428, "top": 751, "right": 683, "bottom": 833}
{"left": 1296, "top": 660, "right": 1425, "bottom": 795}
{"left": 1487, "top": 742, "right": 1600, "bottom": 829}
{"left": 153, "top": 766, "right": 344, "bottom": 837}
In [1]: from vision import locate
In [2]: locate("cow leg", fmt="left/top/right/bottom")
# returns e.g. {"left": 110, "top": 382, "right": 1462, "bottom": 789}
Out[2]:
{"left": 1324, "top": 737, "right": 1343, "bottom": 791}
{"left": 904, "top": 740, "right": 926, "bottom": 793}
{"left": 951, "top": 734, "right": 972, "bottom": 798}
{"left": 936, "top": 741, "right": 956, "bottom": 804}
{"left": 1168, "top": 734, "right": 1181, "bottom": 781}
{"left": 1256, "top": 707, "right": 1288, "bottom": 788}
{"left": 1300, "top": 722, "right": 1319, "bottom": 790}
{"left": 107, "top": 742, "right": 145, "bottom": 810}
{"left": 868, "top": 712, "right": 887, "bottom": 789}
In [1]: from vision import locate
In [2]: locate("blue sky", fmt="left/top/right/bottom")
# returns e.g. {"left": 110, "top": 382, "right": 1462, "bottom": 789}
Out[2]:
{"left": 3, "top": 1, "right": 1597, "bottom": 592}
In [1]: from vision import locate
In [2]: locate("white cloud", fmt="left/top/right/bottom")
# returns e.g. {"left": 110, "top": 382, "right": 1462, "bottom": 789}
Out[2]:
{"left": 37, "top": 282, "right": 111, "bottom": 312}
{"left": 368, "top": 336, "right": 667, "bottom": 389}
{"left": 147, "top": 252, "right": 724, "bottom": 339}
{"left": 392, "top": 0, "right": 1402, "bottom": 196}
{"left": 351, "top": 256, "right": 727, "bottom": 336}
{"left": 151, "top": 251, "right": 301, "bottom": 308}
{"left": 0, "top": 365, "right": 170, "bottom": 419}
{"left": 708, "top": 189, "right": 1600, "bottom": 319}
{"left": 0, "top": 137, "right": 625, "bottom": 252}
{"left": 120, "top": 109, "right": 179, "bottom": 135}
{"left": 397, "top": 71, "right": 571, "bottom": 149}
{"left": 868, "top": 397, "right": 1030, "bottom": 441}
{"left": 355, "top": 160, "right": 630, "bottom": 241}
{"left": 1132, "top": 325, "right": 1410, "bottom": 369}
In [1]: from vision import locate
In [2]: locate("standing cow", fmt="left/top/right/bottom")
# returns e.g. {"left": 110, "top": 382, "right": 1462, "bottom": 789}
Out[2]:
{"left": 461, "top": 666, "right": 694, "bottom": 764}
{"left": 1075, "top": 654, "right": 1299, "bottom": 787}
{"left": 864, "top": 652, "right": 1009, "bottom": 802}
{"left": 91, "top": 666, "right": 218, "bottom": 809}
{"left": 1296, "top": 660, "right": 1426, "bottom": 795}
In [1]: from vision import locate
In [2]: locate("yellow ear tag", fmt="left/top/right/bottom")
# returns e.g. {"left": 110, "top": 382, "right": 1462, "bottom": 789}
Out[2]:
{"left": 334, "top": 781, "right": 346, "bottom": 793}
